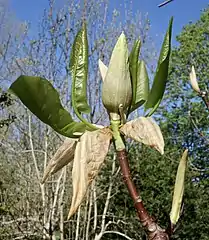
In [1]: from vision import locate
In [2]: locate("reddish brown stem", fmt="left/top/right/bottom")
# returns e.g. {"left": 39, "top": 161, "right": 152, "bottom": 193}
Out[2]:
{"left": 117, "top": 149, "right": 170, "bottom": 240}
{"left": 166, "top": 221, "right": 175, "bottom": 237}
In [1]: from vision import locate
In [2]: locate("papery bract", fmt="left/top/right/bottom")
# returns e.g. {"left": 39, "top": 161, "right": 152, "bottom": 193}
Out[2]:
{"left": 41, "top": 138, "right": 77, "bottom": 183}
{"left": 68, "top": 128, "right": 112, "bottom": 218}
{"left": 120, "top": 117, "right": 164, "bottom": 154}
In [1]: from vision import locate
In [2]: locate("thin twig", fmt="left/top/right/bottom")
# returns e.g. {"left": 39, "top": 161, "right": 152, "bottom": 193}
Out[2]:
{"left": 59, "top": 168, "right": 66, "bottom": 240}
{"left": 190, "top": 117, "right": 209, "bottom": 145}
{"left": 95, "top": 154, "right": 116, "bottom": 240}
{"left": 28, "top": 115, "right": 41, "bottom": 181}
{"left": 86, "top": 187, "right": 93, "bottom": 240}
{"left": 50, "top": 169, "right": 64, "bottom": 225}
{"left": 75, "top": 206, "right": 81, "bottom": 240}
{"left": 200, "top": 91, "right": 209, "bottom": 112}
{"left": 93, "top": 181, "right": 98, "bottom": 231}
{"left": 158, "top": 0, "right": 174, "bottom": 8}
{"left": 28, "top": 114, "right": 47, "bottom": 238}
{"left": 102, "top": 231, "right": 133, "bottom": 240}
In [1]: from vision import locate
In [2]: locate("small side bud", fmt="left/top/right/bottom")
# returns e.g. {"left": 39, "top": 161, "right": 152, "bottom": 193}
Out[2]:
{"left": 189, "top": 66, "right": 200, "bottom": 93}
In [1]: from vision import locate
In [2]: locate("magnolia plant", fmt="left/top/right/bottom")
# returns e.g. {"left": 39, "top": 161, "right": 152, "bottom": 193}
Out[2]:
{"left": 9, "top": 19, "right": 188, "bottom": 239}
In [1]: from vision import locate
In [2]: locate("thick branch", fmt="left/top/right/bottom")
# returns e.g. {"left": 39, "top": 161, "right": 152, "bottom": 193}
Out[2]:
{"left": 117, "top": 149, "right": 169, "bottom": 240}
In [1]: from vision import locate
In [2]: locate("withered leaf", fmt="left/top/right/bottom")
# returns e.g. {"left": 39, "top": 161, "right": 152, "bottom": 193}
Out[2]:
{"left": 120, "top": 117, "right": 164, "bottom": 154}
{"left": 68, "top": 128, "right": 112, "bottom": 219}
{"left": 41, "top": 138, "right": 77, "bottom": 183}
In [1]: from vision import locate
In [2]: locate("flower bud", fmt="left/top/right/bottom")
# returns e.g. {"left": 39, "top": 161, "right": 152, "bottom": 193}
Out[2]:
{"left": 101, "top": 32, "right": 132, "bottom": 116}
{"left": 189, "top": 66, "right": 200, "bottom": 93}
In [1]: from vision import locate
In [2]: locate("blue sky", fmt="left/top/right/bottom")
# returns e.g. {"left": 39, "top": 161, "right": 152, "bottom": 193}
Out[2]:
{"left": 9, "top": 0, "right": 209, "bottom": 47}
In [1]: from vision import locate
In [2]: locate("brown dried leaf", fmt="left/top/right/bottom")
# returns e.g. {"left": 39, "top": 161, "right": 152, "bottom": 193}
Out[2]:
{"left": 120, "top": 117, "right": 164, "bottom": 154}
{"left": 41, "top": 138, "right": 77, "bottom": 183}
{"left": 68, "top": 128, "right": 112, "bottom": 219}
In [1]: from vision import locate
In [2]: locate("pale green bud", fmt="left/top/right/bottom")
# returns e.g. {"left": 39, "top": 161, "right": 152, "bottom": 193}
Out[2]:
{"left": 101, "top": 32, "right": 132, "bottom": 117}
{"left": 189, "top": 66, "right": 200, "bottom": 93}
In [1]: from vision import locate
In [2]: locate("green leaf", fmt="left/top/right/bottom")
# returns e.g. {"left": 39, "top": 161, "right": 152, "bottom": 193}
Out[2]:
{"left": 145, "top": 17, "right": 173, "bottom": 116}
{"left": 9, "top": 75, "right": 87, "bottom": 137}
{"left": 130, "top": 60, "right": 149, "bottom": 112}
{"left": 170, "top": 149, "right": 188, "bottom": 225}
{"left": 70, "top": 23, "right": 91, "bottom": 114}
{"left": 129, "top": 39, "right": 141, "bottom": 105}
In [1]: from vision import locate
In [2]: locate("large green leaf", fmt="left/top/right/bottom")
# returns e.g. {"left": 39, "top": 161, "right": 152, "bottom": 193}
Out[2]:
{"left": 70, "top": 23, "right": 91, "bottom": 114}
{"left": 130, "top": 60, "right": 149, "bottom": 112}
{"left": 145, "top": 17, "right": 173, "bottom": 116}
{"left": 9, "top": 75, "right": 87, "bottom": 137}
{"left": 129, "top": 39, "right": 141, "bottom": 105}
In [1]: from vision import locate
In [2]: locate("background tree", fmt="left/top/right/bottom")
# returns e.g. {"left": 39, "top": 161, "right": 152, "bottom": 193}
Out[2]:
{"left": 158, "top": 6, "right": 209, "bottom": 239}
{"left": 0, "top": 0, "right": 26, "bottom": 130}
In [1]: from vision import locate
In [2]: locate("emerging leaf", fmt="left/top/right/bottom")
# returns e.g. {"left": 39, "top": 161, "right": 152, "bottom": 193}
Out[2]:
{"left": 189, "top": 66, "right": 200, "bottom": 93}
{"left": 120, "top": 117, "right": 164, "bottom": 154}
{"left": 129, "top": 39, "right": 141, "bottom": 106}
{"left": 130, "top": 60, "right": 149, "bottom": 113}
{"left": 145, "top": 17, "right": 173, "bottom": 116}
{"left": 68, "top": 128, "right": 112, "bottom": 218}
{"left": 98, "top": 59, "right": 108, "bottom": 82}
{"left": 41, "top": 138, "right": 77, "bottom": 183}
{"left": 102, "top": 32, "right": 132, "bottom": 114}
{"left": 70, "top": 23, "right": 91, "bottom": 114}
{"left": 170, "top": 149, "right": 188, "bottom": 225}
{"left": 9, "top": 76, "right": 87, "bottom": 137}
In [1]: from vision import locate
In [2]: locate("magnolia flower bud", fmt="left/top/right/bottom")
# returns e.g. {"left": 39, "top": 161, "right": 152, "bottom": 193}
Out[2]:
{"left": 189, "top": 66, "right": 200, "bottom": 93}
{"left": 101, "top": 32, "right": 132, "bottom": 116}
